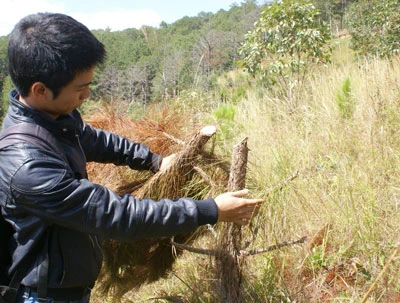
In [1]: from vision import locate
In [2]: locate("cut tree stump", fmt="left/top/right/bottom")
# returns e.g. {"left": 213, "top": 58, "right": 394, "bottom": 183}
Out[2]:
{"left": 217, "top": 137, "right": 249, "bottom": 303}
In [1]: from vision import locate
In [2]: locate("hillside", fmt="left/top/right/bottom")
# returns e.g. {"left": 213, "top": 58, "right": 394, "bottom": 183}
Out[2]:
{"left": 2, "top": 1, "right": 400, "bottom": 302}
{"left": 87, "top": 36, "right": 400, "bottom": 302}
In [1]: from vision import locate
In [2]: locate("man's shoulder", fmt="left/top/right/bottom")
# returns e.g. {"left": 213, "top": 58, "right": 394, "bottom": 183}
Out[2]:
{"left": 0, "top": 125, "right": 69, "bottom": 186}
{"left": 0, "top": 123, "right": 66, "bottom": 158}
{"left": 0, "top": 143, "right": 67, "bottom": 176}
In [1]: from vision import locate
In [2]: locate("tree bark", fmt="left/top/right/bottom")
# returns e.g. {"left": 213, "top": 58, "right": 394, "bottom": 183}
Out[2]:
{"left": 217, "top": 137, "right": 248, "bottom": 303}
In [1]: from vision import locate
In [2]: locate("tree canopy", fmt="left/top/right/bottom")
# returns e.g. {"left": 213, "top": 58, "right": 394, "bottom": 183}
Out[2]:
{"left": 238, "top": 0, "right": 332, "bottom": 103}
{"left": 346, "top": 0, "right": 400, "bottom": 59}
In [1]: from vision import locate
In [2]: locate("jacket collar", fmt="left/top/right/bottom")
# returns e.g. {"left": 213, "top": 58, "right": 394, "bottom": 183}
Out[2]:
{"left": 3, "top": 89, "right": 82, "bottom": 136}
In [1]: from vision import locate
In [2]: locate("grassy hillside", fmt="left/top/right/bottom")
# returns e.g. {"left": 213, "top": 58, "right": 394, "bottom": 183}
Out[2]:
{"left": 90, "top": 37, "right": 400, "bottom": 302}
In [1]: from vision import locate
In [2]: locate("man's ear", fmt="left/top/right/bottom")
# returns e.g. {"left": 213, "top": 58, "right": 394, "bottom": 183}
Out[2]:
{"left": 31, "top": 82, "right": 53, "bottom": 101}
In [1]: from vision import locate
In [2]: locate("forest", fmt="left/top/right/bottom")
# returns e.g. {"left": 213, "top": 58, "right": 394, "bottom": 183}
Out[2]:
{"left": 1, "top": 0, "right": 400, "bottom": 302}
{"left": 0, "top": 0, "right": 358, "bottom": 117}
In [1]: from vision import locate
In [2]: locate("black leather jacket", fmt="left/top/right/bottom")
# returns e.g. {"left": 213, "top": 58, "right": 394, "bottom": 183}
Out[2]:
{"left": 0, "top": 90, "right": 218, "bottom": 289}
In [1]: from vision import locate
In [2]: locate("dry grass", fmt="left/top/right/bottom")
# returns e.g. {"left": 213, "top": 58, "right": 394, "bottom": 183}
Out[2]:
{"left": 89, "top": 39, "right": 400, "bottom": 302}
{"left": 229, "top": 52, "right": 400, "bottom": 301}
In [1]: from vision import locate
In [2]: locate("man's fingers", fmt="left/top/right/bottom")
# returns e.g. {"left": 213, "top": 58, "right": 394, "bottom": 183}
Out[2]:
{"left": 215, "top": 189, "right": 266, "bottom": 224}
{"left": 230, "top": 189, "right": 265, "bottom": 205}
{"left": 229, "top": 188, "right": 249, "bottom": 197}
{"left": 249, "top": 198, "right": 265, "bottom": 204}
{"left": 242, "top": 198, "right": 265, "bottom": 207}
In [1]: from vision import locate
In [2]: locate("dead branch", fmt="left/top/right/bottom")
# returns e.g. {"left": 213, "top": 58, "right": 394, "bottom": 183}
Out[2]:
{"left": 134, "top": 126, "right": 216, "bottom": 199}
{"left": 193, "top": 166, "right": 217, "bottom": 189}
{"left": 360, "top": 243, "right": 400, "bottom": 303}
{"left": 227, "top": 137, "right": 248, "bottom": 191}
{"left": 240, "top": 236, "right": 308, "bottom": 257}
{"left": 160, "top": 131, "right": 185, "bottom": 146}
{"left": 218, "top": 137, "right": 249, "bottom": 303}
{"left": 266, "top": 170, "right": 299, "bottom": 196}
{"left": 170, "top": 239, "right": 218, "bottom": 256}
{"left": 170, "top": 236, "right": 307, "bottom": 257}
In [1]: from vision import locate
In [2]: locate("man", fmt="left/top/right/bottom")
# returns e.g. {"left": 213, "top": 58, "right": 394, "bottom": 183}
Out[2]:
{"left": 0, "top": 12, "right": 264, "bottom": 303}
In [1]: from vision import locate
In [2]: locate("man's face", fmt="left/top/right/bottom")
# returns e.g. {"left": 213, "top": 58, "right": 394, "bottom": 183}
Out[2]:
{"left": 43, "top": 67, "right": 95, "bottom": 119}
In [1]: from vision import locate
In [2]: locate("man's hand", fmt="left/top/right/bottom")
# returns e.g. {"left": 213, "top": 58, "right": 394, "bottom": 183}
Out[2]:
{"left": 215, "top": 189, "right": 265, "bottom": 225}
{"left": 159, "top": 154, "right": 177, "bottom": 172}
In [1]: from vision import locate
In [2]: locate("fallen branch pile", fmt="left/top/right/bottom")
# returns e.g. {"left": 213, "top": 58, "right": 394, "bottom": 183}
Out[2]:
{"left": 85, "top": 107, "right": 230, "bottom": 298}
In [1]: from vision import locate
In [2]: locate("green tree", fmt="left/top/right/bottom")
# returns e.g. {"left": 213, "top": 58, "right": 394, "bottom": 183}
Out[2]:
{"left": 207, "top": 0, "right": 261, "bottom": 69}
{"left": 87, "top": 2, "right": 262, "bottom": 103}
{"left": 313, "top": 0, "right": 358, "bottom": 34}
{"left": 346, "top": 0, "right": 400, "bottom": 59}
{"left": 0, "top": 36, "right": 9, "bottom": 98}
{"left": 1, "top": 76, "right": 13, "bottom": 120}
{"left": 143, "top": 15, "right": 207, "bottom": 98}
{"left": 93, "top": 28, "right": 151, "bottom": 70}
{"left": 238, "top": 0, "right": 332, "bottom": 105}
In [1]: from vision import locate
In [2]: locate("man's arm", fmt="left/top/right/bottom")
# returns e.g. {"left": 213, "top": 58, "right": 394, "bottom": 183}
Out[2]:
{"left": 80, "top": 122, "right": 162, "bottom": 172}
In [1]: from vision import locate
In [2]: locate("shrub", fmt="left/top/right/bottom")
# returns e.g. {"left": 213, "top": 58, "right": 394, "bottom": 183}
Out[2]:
{"left": 336, "top": 77, "right": 355, "bottom": 119}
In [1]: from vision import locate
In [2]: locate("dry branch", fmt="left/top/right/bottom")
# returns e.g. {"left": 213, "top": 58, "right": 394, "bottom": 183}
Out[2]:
{"left": 134, "top": 126, "right": 217, "bottom": 199}
{"left": 218, "top": 137, "right": 249, "bottom": 303}
{"left": 96, "top": 124, "right": 222, "bottom": 299}
{"left": 88, "top": 106, "right": 304, "bottom": 301}
{"left": 193, "top": 166, "right": 217, "bottom": 190}
{"left": 240, "top": 236, "right": 307, "bottom": 257}
{"left": 170, "top": 239, "right": 218, "bottom": 256}
{"left": 360, "top": 243, "right": 400, "bottom": 303}
{"left": 266, "top": 170, "right": 299, "bottom": 196}
{"left": 171, "top": 236, "right": 307, "bottom": 257}
{"left": 227, "top": 137, "right": 249, "bottom": 191}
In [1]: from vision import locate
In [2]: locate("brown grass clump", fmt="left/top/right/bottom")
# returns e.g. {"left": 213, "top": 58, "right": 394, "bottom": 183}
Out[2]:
{"left": 84, "top": 104, "right": 229, "bottom": 299}
{"left": 86, "top": 103, "right": 188, "bottom": 156}
{"left": 86, "top": 104, "right": 189, "bottom": 192}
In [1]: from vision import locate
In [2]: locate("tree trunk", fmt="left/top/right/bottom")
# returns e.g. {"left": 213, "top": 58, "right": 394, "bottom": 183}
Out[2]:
{"left": 217, "top": 137, "right": 248, "bottom": 303}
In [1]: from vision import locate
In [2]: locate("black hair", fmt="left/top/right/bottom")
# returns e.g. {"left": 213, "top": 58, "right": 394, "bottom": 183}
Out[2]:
{"left": 8, "top": 12, "right": 106, "bottom": 98}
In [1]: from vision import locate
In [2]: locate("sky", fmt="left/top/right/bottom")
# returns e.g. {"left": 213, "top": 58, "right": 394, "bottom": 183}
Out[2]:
{"left": 0, "top": 0, "right": 240, "bottom": 37}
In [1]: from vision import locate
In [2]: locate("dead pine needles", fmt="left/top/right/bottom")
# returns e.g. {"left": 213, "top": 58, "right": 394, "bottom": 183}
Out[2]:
{"left": 87, "top": 108, "right": 230, "bottom": 300}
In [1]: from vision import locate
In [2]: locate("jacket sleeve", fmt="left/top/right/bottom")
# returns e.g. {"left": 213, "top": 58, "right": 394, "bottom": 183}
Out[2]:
{"left": 10, "top": 149, "right": 218, "bottom": 240}
{"left": 79, "top": 122, "right": 162, "bottom": 172}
